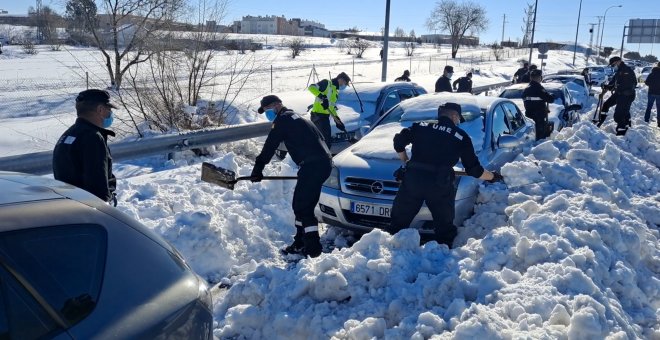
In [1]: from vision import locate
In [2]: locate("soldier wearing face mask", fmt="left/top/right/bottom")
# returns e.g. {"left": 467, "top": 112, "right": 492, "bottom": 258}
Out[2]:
{"left": 434, "top": 65, "right": 454, "bottom": 93}
{"left": 251, "top": 95, "right": 332, "bottom": 258}
{"left": 53, "top": 89, "right": 118, "bottom": 205}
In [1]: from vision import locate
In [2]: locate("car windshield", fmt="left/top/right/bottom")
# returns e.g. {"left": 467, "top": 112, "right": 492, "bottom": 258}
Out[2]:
{"left": 642, "top": 67, "right": 652, "bottom": 73}
{"left": 589, "top": 67, "right": 604, "bottom": 73}
{"left": 547, "top": 89, "right": 565, "bottom": 105}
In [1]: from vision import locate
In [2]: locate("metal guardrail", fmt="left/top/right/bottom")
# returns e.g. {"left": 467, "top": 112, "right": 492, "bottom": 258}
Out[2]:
{"left": 0, "top": 122, "right": 271, "bottom": 175}
{"left": 472, "top": 81, "right": 512, "bottom": 95}
{"left": 0, "top": 81, "right": 513, "bottom": 176}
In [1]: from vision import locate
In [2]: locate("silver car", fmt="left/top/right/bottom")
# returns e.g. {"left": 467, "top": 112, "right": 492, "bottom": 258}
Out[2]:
{"left": 315, "top": 93, "right": 535, "bottom": 234}
{"left": 0, "top": 172, "right": 213, "bottom": 339}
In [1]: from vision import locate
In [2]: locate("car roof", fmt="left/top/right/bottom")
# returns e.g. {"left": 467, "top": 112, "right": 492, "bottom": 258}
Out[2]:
{"left": 343, "top": 81, "right": 421, "bottom": 102}
{"left": 397, "top": 92, "right": 505, "bottom": 116}
{"left": 0, "top": 171, "right": 99, "bottom": 206}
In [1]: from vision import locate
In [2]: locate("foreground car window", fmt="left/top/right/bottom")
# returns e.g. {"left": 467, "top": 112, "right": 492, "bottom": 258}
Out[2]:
{"left": 0, "top": 265, "right": 62, "bottom": 339}
{"left": 0, "top": 224, "right": 107, "bottom": 326}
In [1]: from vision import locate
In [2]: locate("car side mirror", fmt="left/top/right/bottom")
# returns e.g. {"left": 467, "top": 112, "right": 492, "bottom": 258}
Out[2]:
{"left": 358, "top": 125, "right": 371, "bottom": 138}
{"left": 497, "top": 134, "right": 523, "bottom": 149}
{"left": 566, "top": 104, "right": 582, "bottom": 111}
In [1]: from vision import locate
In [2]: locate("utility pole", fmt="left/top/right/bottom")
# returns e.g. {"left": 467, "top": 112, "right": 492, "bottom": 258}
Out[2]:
{"left": 595, "top": 16, "right": 602, "bottom": 60}
{"left": 528, "top": 0, "right": 538, "bottom": 66}
{"left": 381, "top": 0, "right": 390, "bottom": 82}
{"left": 587, "top": 23, "right": 596, "bottom": 66}
{"left": 572, "top": 0, "right": 583, "bottom": 66}
{"left": 501, "top": 14, "right": 507, "bottom": 45}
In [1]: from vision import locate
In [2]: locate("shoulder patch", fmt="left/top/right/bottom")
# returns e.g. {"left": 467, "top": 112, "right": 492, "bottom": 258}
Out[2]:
{"left": 454, "top": 132, "right": 463, "bottom": 140}
{"left": 64, "top": 136, "right": 76, "bottom": 144}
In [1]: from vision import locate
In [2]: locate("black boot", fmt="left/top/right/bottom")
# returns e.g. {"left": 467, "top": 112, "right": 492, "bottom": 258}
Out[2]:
{"left": 302, "top": 230, "right": 322, "bottom": 258}
{"left": 281, "top": 226, "right": 305, "bottom": 255}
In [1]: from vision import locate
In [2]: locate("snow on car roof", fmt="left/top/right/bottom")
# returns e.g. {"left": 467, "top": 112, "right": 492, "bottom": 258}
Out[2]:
{"left": 397, "top": 92, "right": 483, "bottom": 122}
{"left": 341, "top": 81, "right": 419, "bottom": 102}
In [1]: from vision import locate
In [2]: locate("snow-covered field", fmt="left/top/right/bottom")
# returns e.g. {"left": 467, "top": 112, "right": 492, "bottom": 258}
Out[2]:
{"left": 1, "top": 39, "right": 659, "bottom": 338}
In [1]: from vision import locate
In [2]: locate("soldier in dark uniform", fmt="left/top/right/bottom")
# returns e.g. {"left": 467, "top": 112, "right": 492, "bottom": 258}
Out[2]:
{"left": 53, "top": 89, "right": 118, "bottom": 205}
{"left": 453, "top": 72, "right": 473, "bottom": 93}
{"left": 518, "top": 64, "right": 537, "bottom": 84}
{"left": 512, "top": 62, "right": 529, "bottom": 84}
{"left": 388, "top": 102, "right": 503, "bottom": 247}
{"left": 251, "top": 95, "right": 332, "bottom": 257}
{"left": 434, "top": 65, "right": 454, "bottom": 93}
{"left": 607, "top": 56, "right": 637, "bottom": 135}
{"left": 395, "top": 70, "right": 411, "bottom": 82}
{"left": 522, "top": 69, "right": 555, "bottom": 141}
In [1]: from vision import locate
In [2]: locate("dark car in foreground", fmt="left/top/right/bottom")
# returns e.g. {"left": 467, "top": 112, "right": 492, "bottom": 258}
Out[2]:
{"left": 0, "top": 172, "right": 212, "bottom": 339}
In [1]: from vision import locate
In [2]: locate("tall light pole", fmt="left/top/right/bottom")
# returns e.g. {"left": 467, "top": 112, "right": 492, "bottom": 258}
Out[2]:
{"left": 572, "top": 0, "right": 583, "bottom": 65}
{"left": 599, "top": 5, "right": 622, "bottom": 60}
{"left": 381, "top": 0, "right": 390, "bottom": 82}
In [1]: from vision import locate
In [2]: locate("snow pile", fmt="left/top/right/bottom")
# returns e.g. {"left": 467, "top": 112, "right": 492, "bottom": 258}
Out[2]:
{"left": 213, "top": 119, "right": 659, "bottom": 338}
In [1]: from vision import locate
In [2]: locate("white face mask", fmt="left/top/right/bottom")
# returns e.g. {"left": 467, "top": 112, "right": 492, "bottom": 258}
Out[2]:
{"left": 446, "top": 72, "right": 454, "bottom": 79}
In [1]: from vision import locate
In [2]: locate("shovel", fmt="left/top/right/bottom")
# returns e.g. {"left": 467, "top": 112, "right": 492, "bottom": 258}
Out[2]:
{"left": 201, "top": 162, "right": 297, "bottom": 190}
{"left": 592, "top": 92, "right": 605, "bottom": 124}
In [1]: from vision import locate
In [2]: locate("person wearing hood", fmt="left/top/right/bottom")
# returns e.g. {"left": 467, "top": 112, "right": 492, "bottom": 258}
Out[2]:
{"left": 395, "top": 70, "right": 412, "bottom": 82}
{"left": 512, "top": 61, "right": 529, "bottom": 84}
{"left": 644, "top": 62, "right": 660, "bottom": 126}
{"left": 53, "top": 89, "right": 118, "bottom": 206}
{"left": 453, "top": 72, "right": 473, "bottom": 93}
{"left": 308, "top": 72, "right": 350, "bottom": 149}
{"left": 608, "top": 56, "right": 637, "bottom": 136}
{"left": 434, "top": 65, "right": 454, "bottom": 93}
{"left": 252, "top": 95, "right": 332, "bottom": 258}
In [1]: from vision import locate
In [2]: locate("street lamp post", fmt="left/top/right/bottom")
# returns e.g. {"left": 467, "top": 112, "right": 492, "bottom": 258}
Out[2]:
{"left": 599, "top": 5, "right": 622, "bottom": 60}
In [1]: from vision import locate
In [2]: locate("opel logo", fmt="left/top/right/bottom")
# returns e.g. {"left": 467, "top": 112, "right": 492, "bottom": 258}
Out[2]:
{"left": 370, "top": 181, "right": 384, "bottom": 194}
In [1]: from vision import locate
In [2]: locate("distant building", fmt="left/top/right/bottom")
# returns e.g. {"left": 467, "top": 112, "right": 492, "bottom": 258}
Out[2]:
{"left": 238, "top": 15, "right": 328, "bottom": 37}
{"left": 420, "top": 34, "right": 479, "bottom": 46}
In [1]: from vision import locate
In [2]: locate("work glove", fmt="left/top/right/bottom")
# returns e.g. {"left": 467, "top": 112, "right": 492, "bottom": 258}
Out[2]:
{"left": 250, "top": 164, "right": 264, "bottom": 182}
{"left": 333, "top": 115, "right": 346, "bottom": 132}
{"left": 393, "top": 165, "right": 406, "bottom": 182}
{"left": 487, "top": 171, "right": 504, "bottom": 183}
{"left": 318, "top": 94, "right": 329, "bottom": 110}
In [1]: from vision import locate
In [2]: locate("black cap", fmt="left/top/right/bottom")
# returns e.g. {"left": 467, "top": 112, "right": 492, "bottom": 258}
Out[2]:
{"left": 336, "top": 72, "right": 351, "bottom": 83}
{"left": 403, "top": 70, "right": 410, "bottom": 76}
{"left": 76, "top": 89, "right": 118, "bottom": 109}
{"left": 523, "top": 62, "right": 529, "bottom": 66}
{"left": 467, "top": 72, "right": 473, "bottom": 77}
{"left": 609, "top": 56, "right": 621, "bottom": 66}
{"left": 530, "top": 69, "right": 543, "bottom": 78}
{"left": 438, "top": 102, "right": 464, "bottom": 123}
{"left": 529, "top": 64, "right": 538, "bottom": 70}
{"left": 257, "top": 95, "right": 282, "bottom": 113}
{"left": 444, "top": 65, "right": 454, "bottom": 73}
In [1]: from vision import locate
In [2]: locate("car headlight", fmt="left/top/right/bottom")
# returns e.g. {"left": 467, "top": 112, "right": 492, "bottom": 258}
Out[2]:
{"left": 323, "top": 166, "right": 340, "bottom": 190}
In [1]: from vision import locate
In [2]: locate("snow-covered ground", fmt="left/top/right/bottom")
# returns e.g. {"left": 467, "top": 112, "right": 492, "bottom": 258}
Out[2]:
{"left": 1, "top": 38, "right": 659, "bottom": 338}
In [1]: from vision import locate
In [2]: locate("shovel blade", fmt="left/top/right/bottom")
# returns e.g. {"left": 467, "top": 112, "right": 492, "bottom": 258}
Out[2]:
{"left": 201, "top": 162, "right": 237, "bottom": 190}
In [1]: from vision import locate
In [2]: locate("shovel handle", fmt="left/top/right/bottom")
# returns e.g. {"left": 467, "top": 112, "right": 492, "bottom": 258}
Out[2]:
{"left": 234, "top": 176, "right": 298, "bottom": 183}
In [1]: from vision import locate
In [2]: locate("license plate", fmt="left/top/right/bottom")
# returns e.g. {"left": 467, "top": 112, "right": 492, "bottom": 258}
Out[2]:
{"left": 332, "top": 131, "right": 355, "bottom": 142}
{"left": 350, "top": 201, "right": 391, "bottom": 217}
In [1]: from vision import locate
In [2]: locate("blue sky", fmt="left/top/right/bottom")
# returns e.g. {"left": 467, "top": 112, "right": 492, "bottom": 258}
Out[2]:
{"left": 4, "top": 0, "right": 659, "bottom": 56}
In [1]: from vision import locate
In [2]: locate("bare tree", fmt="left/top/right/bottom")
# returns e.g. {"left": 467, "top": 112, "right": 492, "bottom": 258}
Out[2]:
{"left": 491, "top": 42, "right": 503, "bottom": 61}
{"left": 404, "top": 39, "right": 416, "bottom": 57}
{"left": 409, "top": 29, "right": 416, "bottom": 39}
{"left": 521, "top": 3, "right": 534, "bottom": 47}
{"left": 351, "top": 39, "right": 370, "bottom": 58}
{"left": 22, "top": 31, "right": 38, "bottom": 55}
{"left": 426, "top": 0, "right": 488, "bottom": 58}
{"left": 394, "top": 27, "right": 406, "bottom": 38}
{"left": 288, "top": 37, "right": 305, "bottom": 59}
{"left": 75, "top": 0, "right": 186, "bottom": 89}
{"left": 117, "top": 0, "right": 262, "bottom": 134}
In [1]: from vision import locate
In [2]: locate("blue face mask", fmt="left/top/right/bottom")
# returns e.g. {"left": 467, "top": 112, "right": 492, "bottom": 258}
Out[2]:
{"left": 339, "top": 84, "right": 347, "bottom": 91}
{"left": 612, "top": 66, "right": 619, "bottom": 72}
{"left": 265, "top": 108, "right": 277, "bottom": 121}
{"left": 102, "top": 111, "right": 114, "bottom": 128}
